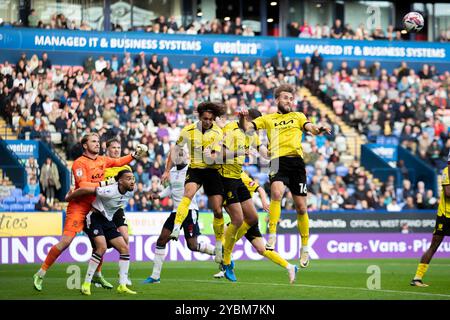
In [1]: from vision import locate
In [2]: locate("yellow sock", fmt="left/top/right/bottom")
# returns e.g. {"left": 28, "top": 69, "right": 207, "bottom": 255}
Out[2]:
{"left": 236, "top": 221, "right": 252, "bottom": 241}
{"left": 223, "top": 223, "right": 239, "bottom": 265}
{"left": 297, "top": 212, "right": 309, "bottom": 247}
{"left": 414, "top": 263, "right": 429, "bottom": 280}
{"left": 268, "top": 200, "right": 281, "bottom": 235}
{"left": 262, "top": 250, "right": 289, "bottom": 268}
{"left": 174, "top": 197, "right": 191, "bottom": 225}
{"left": 213, "top": 216, "right": 225, "bottom": 242}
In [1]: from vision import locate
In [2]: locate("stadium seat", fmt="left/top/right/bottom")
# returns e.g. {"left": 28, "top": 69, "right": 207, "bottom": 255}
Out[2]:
{"left": 255, "top": 172, "right": 269, "bottom": 185}
{"left": 9, "top": 203, "right": 24, "bottom": 211}
{"left": 2, "top": 196, "right": 16, "bottom": 204}
{"left": 0, "top": 203, "right": 9, "bottom": 211}
{"left": 23, "top": 203, "right": 35, "bottom": 211}
{"left": 51, "top": 132, "right": 62, "bottom": 144}
{"left": 336, "top": 165, "right": 349, "bottom": 177}
{"left": 244, "top": 165, "right": 259, "bottom": 176}
{"left": 16, "top": 196, "right": 31, "bottom": 204}
{"left": 11, "top": 188, "right": 23, "bottom": 197}
{"left": 30, "top": 196, "right": 40, "bottom": 204}
{"left": 306, "top": 165, "right": 315, "bottom": 176}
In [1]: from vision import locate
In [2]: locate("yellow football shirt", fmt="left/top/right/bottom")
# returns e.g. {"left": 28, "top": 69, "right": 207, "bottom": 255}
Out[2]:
{"left": 219, "top": 122, "right": 246, "bottom": 179}
{"left": 176, "top": 121, "right": 223, "bottom": 169}
{"left": 252, "top": 112, "right": 309, "bottom": 160}
{"left": 437, "top": 166, "right": 450, "bottom": 218}
{"left": 104, "top": 165, "right": 132, "bottom": 180}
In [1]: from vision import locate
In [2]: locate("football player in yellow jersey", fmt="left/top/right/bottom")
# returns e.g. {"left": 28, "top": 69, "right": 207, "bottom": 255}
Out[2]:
{"left": 162, "top": 102, "right": 226, "bottom": 263}
{"left": 91, "top": 137, "right": 133, "bottom": 286}
{"left": 215, "top": 109, "right": 267, "bottom": 281}
{"left": 411, "top": 165, "right": 450, "bottom": 287}
{"left": 240, "top": 84, "right": 331, "bottom": 268}
{"left": 215, "top": 171, "right": 298, "bottom": 284}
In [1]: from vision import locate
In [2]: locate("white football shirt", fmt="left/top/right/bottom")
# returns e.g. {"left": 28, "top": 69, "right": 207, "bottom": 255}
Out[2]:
{"left": 92, "top": 183, "right": 134, "bottom": 221}
{"left": 159, "top": 165, "right": 199, "bottom": 211}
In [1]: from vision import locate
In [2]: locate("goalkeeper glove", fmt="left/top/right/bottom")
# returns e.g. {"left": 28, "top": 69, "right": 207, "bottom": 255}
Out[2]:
{"left": 132, "top": 143, "right": 148, "bottom": 160}
{"left": 99, "top": 177, "right": 116, "bottom": 187}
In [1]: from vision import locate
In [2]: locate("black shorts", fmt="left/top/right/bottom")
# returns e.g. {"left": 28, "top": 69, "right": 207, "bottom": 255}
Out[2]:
{"left": 433, "top": 214, "right": 450, "bottom": 236}
{"left": 244, "top": 223, "right": 262, "bottom": 242}
{"left": 185, "top": 167, "right": 224, "bottom": 197}
{"left": 84, "top": 211, "right": 122, "bottom": 248}
{"left": 269, "top": 156, "right": 307, "bottom": 196}
{"left": 112, "top": 208, "right": 128, "bottom": 228}
{"left": 222, "top": 176, "right": 252, "bottom": 205}
{"left": 163, "top": 209, "right": 201, "bottom": 239}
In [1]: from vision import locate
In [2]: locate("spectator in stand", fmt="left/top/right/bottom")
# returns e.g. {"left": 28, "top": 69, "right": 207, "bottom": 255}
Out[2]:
{"left": 28, "top": 9, "right": 39, "bottom": 27}
{"left": 149, "top": 54, "right": 161, "bottom": 76}
{"left": 95, "top": 56, "right": 107, "bottom": 73}
{"left": 25, "top": 155, "right": 40, "bottom": 178}
{"left": 39, "top": 157, "right": 61, "bottom": 206}
{"left": 287, "top": 22, "right": 300, "bottom": 37}
{"left": 35, "top": 194, "right": 51, "bottom": 211}
{"left": 24, "top": 175, "right": 41, "bottom": 197}
{"left": 272, "top": 50, "right": 287, "bottom": 75}
{"left": 41, "top": 52, "right": 52, "bottom": 70}
{"left": 331, "top": 19, "right": 345, "bottom": 39}
{"left": 299, "top": 21, "right": 313, "bottom": 38}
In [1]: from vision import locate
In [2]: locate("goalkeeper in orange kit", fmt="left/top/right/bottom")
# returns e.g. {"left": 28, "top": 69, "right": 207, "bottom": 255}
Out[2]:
{"left": 33, "top": 133, "right": 148, "bottom": 291}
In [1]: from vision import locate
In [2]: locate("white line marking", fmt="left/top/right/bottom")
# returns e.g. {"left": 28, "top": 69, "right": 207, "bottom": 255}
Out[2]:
{"left": 163, "top": 279, "right": 450, "bottom": 298}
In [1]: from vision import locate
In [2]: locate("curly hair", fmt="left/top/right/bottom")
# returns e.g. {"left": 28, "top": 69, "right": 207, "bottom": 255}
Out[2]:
{"left": 197, "top": 102, "right": 226, "bottom": 118}
{"left": 274, "top": 84, "right": 295, "bottom": 99}
{"left": 248, "top": 109, "right": 262, "bottom": 120}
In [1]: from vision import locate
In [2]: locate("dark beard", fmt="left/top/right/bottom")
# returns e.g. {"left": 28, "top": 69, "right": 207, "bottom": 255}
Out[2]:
{"left": 278, "top": 104, "right": 290, "bottom": 114}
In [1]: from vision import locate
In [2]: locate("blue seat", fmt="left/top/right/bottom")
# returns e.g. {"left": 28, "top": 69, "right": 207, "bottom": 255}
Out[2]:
{"left": 0, "top": 203, "right": 9, "bottom": 211}
{"left": 2, "top": 196, "right": 16, "bottom": 205}
{"left": 256, "top": 172, "right": 269, "bottom": 185}
{"left": 336, "top": 165, "right": 349, "bottom": 177}
{"left": 23, "top": 203, "right": 35, "bottom": 211}
{"left": 9, "top": 203, "right": 24, "bottom": 211}
{"left": 30, "top": 196, "right": 40, "bottom": 204}
{"left": 244, "top": 165, "right": 259, "bottom": 176}
{"left": 11, "top": 188, "right": 23, "bottom": 198}
{"left": 16, "top": 196, "right": 31, "bottom": 204}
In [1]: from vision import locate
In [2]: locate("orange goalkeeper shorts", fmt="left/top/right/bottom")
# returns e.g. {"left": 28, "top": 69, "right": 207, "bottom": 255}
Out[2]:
{"left": 63, "top": 202, "right": 92, "bottom": 237}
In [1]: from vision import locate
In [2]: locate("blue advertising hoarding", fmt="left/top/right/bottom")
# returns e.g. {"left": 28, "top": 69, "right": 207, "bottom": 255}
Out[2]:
{"left": 0, "top": 28, "right": 449, "bottom": 66}
{"left": 366, "top": 143, "right": 398, "bottom": 164}
{"left": 5, "top": 140, "right": 39, "bottom": 160}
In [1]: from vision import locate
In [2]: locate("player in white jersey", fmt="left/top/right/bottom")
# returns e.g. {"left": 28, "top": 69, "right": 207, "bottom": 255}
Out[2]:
{"left": 143, "top": 150, "right": 217, "bottom": 284}
{"left": 64, "top": 169, "right": 137, "bottom": 295}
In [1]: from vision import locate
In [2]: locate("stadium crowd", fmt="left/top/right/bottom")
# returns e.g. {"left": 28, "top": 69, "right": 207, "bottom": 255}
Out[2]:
{"left": 0, "top": 46, "right": 446, "bottom": 212}
{"left": 3, "top": 9, "right": 449, "bottom": 42}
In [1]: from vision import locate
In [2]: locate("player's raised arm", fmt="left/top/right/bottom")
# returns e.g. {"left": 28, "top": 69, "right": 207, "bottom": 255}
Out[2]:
{"left": 238, "top": 108, "right": 256, "bottom": 133}
{"left": 161, "top": 147, "right": 173, "bottom": 183}
{"left": 304, "top": 122, "right": 332, "bottom": 135}
{"left": 73, "top": 162, "right": 108, "bottom": 188}
{"left": 65, "top": 187, "right": 97, "bottom": 202}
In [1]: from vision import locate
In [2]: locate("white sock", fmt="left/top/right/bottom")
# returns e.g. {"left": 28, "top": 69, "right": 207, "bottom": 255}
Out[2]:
{"left": 173, "top": 224, "right": 181, "bottom": 231}
{"left": 151, "top": 246, "right": 166, "bottom": 279}
{"left": 119, "top": 254, "right": 130, "bottom": 285}
{"left": 286, "top": 263, "right": 294, "bottom": 270}
{"left": 197, "top": 242, "right": 215, "bottom": 255}
{"left": 85, "top": 253, "right": 102, "bottom": 283}
{"left": 302, "top": 245, "right": 309, "bottom": 252}
{"left": 37, "top": 268, "right": 46, "bottom": 277}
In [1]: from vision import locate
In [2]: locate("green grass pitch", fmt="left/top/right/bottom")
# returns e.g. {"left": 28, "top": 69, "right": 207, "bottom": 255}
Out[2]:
{"left": 1, "top": 259, "right": 449, "bottom": 300}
